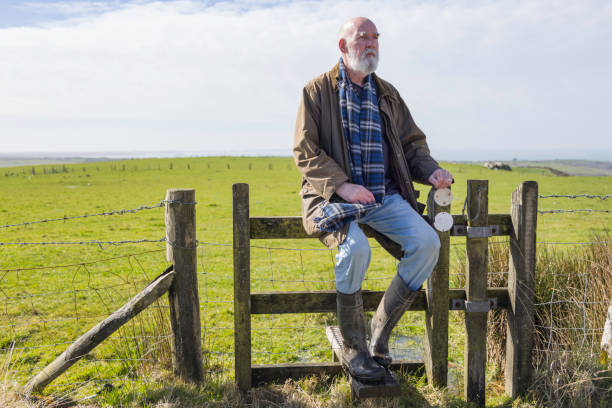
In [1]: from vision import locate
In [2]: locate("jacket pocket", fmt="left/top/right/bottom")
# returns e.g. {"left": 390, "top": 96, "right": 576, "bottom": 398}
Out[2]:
{"left": 301, "top": 191, "right": 325, "bottom": 237}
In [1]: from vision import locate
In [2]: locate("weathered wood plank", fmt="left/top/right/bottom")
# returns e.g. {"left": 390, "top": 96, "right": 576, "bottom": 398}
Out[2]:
{"left": 233, "top": 183, "right": 252, "bottom": 392}
{"left": 250, "top": 217, "right": 309, "bottom": 239}
{"left": 424, "top": 187, "right": 450, "bottom": 388}
{"left": 24, "top": 270, "right": 175, "bottom": 395}
{"left": 505, "top": 181, "right": 538, "bottom": 397}
{"left": 251, "top": 361, "right": 424, "bottom": 385}
{"left": 464, "top": 180, "right": 489, "bottom": 407}
{"left": 249, "top": 214, "right": 512, "bottom": 239}
{"left": 166, "top": 189, "right": 204, "bottom": 383}
{"left": 251, "top": 288, "right": 509, "bottom": 314}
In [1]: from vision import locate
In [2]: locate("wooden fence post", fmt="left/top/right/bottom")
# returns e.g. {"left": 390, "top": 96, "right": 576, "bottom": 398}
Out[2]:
{"left": 424, "top": 187, "right": 450, "bottom": 387}
{"left": 233, "top": 183, "right": 252, "bottom": 392}
{"left": 505, "top": 181, "right": 538, "bottom": 397}
{"left": 165, "top": 189, "right": 204, "bottom": 383}
{"left": 464, "top": 180, "right": 489, "bottom": 407}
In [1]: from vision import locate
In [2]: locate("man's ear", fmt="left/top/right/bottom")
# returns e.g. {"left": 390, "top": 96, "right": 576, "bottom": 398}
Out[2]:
{"left": 338, "top": 38, "right": 346, "bottom": 53}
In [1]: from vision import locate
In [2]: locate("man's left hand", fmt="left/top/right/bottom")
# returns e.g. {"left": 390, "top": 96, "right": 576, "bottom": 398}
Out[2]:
{"left": 428, "top": 168, "right": 454, "bottom": 189}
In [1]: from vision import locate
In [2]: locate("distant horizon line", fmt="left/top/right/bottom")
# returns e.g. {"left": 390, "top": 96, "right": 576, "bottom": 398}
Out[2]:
{"left": 0, "top": 148, "right": 610, "bottom": 163}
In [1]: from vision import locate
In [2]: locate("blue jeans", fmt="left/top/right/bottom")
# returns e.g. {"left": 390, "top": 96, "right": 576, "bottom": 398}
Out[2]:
{"left": 335, "top": 193, "right": 440, "bottom": 294}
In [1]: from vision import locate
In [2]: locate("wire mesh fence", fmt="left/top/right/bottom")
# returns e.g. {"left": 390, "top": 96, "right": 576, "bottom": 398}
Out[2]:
{"left": 0, "top": 248, "right": 172, "bottom": 401}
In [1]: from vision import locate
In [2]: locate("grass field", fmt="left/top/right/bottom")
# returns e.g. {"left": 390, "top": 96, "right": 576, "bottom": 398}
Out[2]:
{"left": 0, "top": 157, "right": 610, "bottom": 407}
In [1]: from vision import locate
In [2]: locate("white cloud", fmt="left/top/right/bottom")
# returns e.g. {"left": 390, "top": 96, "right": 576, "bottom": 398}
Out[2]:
{"left": 0, "top": 0, "right": 610, "bottom": 158}
{"left": 21, "top": 1, "right": 127, "bottom": 16}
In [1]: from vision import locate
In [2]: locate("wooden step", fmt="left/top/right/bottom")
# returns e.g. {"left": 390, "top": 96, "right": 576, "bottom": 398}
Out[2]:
{"left": 326, "top": 326, "right": 402, "bottom": 399}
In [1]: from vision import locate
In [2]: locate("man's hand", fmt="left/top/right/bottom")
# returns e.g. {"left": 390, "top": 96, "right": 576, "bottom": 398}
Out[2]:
{"left": 335, "top": 182, "right": 376, "bottom": 204}
{"left": 428, "top": 168, "right": 454, "bottom": 189}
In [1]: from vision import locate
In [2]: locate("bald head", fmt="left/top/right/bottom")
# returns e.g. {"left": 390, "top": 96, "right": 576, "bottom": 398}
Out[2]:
{"left": 338, "top": 17, "right": 380, "bottom": 82}
{"left": 338, "top": 17, "right": 376, "bottom": 43}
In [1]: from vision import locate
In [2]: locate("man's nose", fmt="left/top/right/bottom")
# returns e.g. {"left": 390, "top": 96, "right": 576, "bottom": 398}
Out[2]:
{"left": 365, "top": 37, "right": 378, "bottom": 47}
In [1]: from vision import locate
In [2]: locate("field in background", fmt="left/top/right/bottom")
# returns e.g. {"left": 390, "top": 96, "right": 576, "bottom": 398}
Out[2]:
{"left": 0, "top": 157, "right": 610, "bottom": 407}
{"left": 508, "top": 159, "right": 612, "bottom": 177}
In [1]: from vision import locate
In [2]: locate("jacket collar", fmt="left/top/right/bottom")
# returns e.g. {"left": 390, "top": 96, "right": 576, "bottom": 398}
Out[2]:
{"left": 329, "top": 62, "right": 393, "bottom": 100}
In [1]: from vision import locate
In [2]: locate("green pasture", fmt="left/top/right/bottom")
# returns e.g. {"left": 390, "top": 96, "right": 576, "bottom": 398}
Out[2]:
{"left": 0, "top": 157, "right": 610, "bottom": 404}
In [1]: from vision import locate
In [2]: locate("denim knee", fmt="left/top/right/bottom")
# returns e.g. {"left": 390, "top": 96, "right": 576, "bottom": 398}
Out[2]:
{"left": 397, "top": 228, "right": 440, "bottom": 290}
{"left": 344, "top": 233, "right": 371, "bottom": 261}
{"left": 412, "top": 227, "right": 440, "bottom": 255}
{"left": 335, "top": 225, "right": 371, "bottom": 294}
{"left": 424, "top": 228, "right": 441, "bottom": 253}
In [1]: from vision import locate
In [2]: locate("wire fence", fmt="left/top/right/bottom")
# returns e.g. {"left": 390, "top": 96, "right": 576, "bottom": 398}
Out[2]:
{"left": 486, "top": 195, "right": 611, "bottom": 404}
{"left": 1, "top": 191, "right": 610, "bottom": 404}
{"left": 537, "top": 192, "right": 612, "bottom": 214}
{"left": 0, "top": 249, "right": 172, "bottom": 400}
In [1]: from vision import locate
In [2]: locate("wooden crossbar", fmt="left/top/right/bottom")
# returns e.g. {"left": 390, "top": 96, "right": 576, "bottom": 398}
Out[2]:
{"left": 250, "top": 214, "right": 512, "bottom": 239}
{"left": 250, "top": 288, "right": 510, "bottom": 314}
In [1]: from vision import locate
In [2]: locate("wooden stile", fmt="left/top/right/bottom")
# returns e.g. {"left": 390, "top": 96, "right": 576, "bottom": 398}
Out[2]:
{"left": 233, "top": 180, "right": 538, "bottom": 400}
{"left": 165, "top": 189, "right": 204, "bottom": 383}
{"left": 464, "top": 180, "right": 489, "bottom": 407}
{"left": 505, "top": 181, "right": 538, "bottom": 397}
{"left": 233, "top": 183, "right": 252, "bottom": 392}
{"left": 424, "top": 188, "right": 450, "bottom": 387}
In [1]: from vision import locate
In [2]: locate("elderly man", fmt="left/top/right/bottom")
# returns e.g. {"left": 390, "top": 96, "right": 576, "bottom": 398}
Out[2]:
{"left": 293, "top": 17, "right": 453, "bottom": 382}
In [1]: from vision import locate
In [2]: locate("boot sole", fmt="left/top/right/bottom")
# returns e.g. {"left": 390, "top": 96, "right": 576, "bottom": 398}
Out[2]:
{"left": 341, "top": 360, "right": 386, "bottom": 383}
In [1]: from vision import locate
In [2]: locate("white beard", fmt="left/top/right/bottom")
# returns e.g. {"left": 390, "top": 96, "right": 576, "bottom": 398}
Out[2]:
{"left": 346, "top": 47, "right": 379, "bottom": 75}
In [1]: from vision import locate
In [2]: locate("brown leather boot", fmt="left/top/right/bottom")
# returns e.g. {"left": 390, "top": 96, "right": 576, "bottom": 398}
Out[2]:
{"left": 337, "top": 291, "right": 386, "bottom": 382}
{"left": 369, "top": 274, "right": 418, "bottom": 367}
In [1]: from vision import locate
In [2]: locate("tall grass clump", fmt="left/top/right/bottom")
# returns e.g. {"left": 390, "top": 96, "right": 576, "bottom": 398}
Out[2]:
{"left": 480, "top": 234, "right": 611, "bottom": 407}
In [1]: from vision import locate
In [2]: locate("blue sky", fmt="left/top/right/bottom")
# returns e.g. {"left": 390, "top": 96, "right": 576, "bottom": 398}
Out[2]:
{"left": 1, "top": 0, "right": 611, "bottom": 160}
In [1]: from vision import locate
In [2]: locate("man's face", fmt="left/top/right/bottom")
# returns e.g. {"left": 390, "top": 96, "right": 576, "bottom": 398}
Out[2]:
{"left": 345, "top": 21, "right": 379, "bottom": 75}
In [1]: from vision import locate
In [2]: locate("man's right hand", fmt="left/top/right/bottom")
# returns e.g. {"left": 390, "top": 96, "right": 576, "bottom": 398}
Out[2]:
{"left": 335, "top": 182, "right": 376, "bottom": 204}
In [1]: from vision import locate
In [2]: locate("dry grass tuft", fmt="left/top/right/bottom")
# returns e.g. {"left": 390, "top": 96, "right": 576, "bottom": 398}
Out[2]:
{"left": 484, "top": 234, "right": 612, "bottom": 407}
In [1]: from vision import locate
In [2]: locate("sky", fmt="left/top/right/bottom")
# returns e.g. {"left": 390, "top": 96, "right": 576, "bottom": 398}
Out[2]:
{"left": 1, "top": 0, "right": 611, "bottom": 160}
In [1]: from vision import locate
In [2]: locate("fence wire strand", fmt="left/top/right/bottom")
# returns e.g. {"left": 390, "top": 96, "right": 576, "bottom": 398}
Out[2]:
{"left": 0, "top": 199, "right": 196, "bottom": 230}
{"left": 539, "top": 194, "right": 611, "bottom": 200}
{"left": 538, "top": 209, "right": 610, "bottom": 214}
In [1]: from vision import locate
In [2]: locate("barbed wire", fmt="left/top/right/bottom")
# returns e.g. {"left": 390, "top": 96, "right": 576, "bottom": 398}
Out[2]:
{"left": 0, "top": 237, "right": 197, "bottom": 248}
{"left": 538, "top": 209, "right": 610, "bottom": 214}
{"left": 0, "top": 237, "right": 166, "bottom": 247}
{"left": 539, "top": 194, "right": 611, "bottom": 200}
{"left": 0, "top": 199, "right": 195, "bottom": 230}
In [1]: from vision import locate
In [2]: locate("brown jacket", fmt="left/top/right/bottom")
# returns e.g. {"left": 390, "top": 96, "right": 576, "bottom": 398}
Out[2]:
{"left": 293, "top": 64, "right": 440, "bottom": 259}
